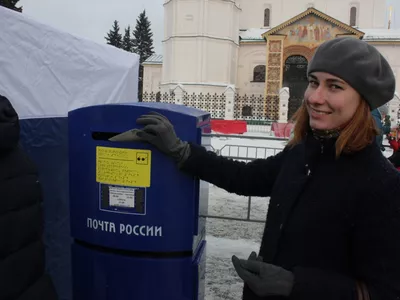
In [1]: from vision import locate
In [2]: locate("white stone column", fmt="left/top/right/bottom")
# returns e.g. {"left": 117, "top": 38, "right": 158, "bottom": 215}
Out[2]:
{"left": 173, "top": 84, "right": 185, "bottom": 105}
{"left": 224, "top": 85, "right": 236, "bottom": 120}
{"left": 279, "top": 87, "right": 290, "bottom": 123}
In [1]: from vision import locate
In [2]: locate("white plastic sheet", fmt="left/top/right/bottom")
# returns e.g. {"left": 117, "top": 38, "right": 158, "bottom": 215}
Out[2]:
{"left": 0, "top": 7, "right": 140, "bottom": 300}
{"left": 0, "top": 6, "right": 140, "bottom": 119}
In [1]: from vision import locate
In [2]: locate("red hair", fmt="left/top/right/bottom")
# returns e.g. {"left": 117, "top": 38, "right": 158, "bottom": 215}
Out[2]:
{"left": 287, "top": 100, "right": 378, "bottom": 157}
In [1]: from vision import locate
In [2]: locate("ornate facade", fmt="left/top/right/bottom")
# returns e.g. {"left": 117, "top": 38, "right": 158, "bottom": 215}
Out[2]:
{"left": 261, "top": 8, "right": 364, "bottom": 119}
{"left": 143, "top": 1, "right": 400, "bottom": 123}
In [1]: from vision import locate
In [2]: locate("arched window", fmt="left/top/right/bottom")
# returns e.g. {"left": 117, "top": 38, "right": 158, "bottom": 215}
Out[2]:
{"left": 350, "top": 6, "right": 357, "bottom": 26}
{"left": 264, "top": 8, "right": 271, "bottom": 27}
{"left": 253, "top": 65, "right": 266, "bottom": 82}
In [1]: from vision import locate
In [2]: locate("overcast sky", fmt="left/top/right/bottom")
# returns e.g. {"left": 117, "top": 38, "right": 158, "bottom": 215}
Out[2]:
{"left": 19, "top": 0, "right": 165, "bottom": 54}
{"left": 18, "top": 0, "right": 399, "bottom": 56}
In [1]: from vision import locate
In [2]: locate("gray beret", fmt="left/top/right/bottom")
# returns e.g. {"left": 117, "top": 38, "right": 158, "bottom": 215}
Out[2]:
{"left": 307, "top": 37, "right": 396, "bottom": 111}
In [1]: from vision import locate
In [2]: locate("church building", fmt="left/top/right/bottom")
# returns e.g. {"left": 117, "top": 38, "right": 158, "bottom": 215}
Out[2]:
{"left": 143, "top": 0, "right": 400, "bottom": 123}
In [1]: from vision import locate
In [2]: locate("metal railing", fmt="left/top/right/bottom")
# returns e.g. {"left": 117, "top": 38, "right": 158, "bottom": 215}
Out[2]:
{"left": 202, "top": 142, "right": 284, "bottom": 223}
{"left": 205, "top": 133, "right": 288, "bottom": 140}
{"left": 218, "top": 144, "right": 283, "bottom": 160}
{"left": 202, "top": 134, "right": 396, "bottom": 223}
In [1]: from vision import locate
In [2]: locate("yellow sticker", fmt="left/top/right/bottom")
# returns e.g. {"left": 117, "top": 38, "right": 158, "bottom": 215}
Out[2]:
{"left": 96, "top": 146, "right": 151, "bottom": 187}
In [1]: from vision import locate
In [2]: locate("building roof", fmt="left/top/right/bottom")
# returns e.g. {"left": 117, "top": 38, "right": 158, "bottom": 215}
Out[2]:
{"left": 239, "top": 28, "right": 268, "bottom": 41}
{"left": 143, "top": 54, "right": 163, "bottom": 65}
{"left": 262, "top": 8, "right": 364, "bottom": 39}
{"left": 362, "top": 29, "right": 400, "bottom": 41}
{"left": 239, "top": 28, "right": 400, "bottom": 42}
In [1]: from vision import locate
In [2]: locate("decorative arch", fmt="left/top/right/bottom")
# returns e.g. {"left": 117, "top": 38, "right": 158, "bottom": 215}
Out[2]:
{"left": 283, "top": 55, "right": 309, "bottom": 119}
{"left": 283, "top": 45, "right": 315, "bottom": 63}
{"left": 240, "top": 49, "right": 267, "bottom": 82}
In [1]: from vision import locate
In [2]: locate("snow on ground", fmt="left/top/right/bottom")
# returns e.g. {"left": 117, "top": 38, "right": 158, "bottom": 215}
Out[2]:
{"left": 205, "top": 236, "right": 260, "bottom": 300}
{"left": 204, "top": 134, "right": 278, "bottom": 300}
{"left": 204, "top": 133, "right": 395, "bottom": 299}
{"left": 205, "top": 185, "right": 268, "bottom": 299}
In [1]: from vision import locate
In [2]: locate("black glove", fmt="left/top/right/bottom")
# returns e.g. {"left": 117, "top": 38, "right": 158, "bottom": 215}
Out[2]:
{"left": 109, "top": 112, "right": 191, "bottom": 166}
{"left": 232, "top": 252, "right": 294, "bottom": 297}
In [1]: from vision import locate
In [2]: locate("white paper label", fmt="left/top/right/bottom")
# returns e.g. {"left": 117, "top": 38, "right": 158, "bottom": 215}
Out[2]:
{"left": 109, "top": 187, "right": 135, "bottom": 208}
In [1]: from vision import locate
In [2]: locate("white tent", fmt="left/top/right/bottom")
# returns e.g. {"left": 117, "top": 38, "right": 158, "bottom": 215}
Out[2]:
{"left": 0, "top": 6, "right": 139, "bottom": 118}
{"left": 0, "top": 6, "right": 140, "bottom": 300}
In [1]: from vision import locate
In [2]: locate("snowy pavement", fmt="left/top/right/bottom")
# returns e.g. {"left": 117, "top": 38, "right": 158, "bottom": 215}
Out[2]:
{"left": 204, "top": 134, "right": 277, "bottom": 300}
{"left": 205, "top": 235, "right": 259, "bottom": 300}
{"left": 205, "top": 186, "right": 267, "bottom": 300}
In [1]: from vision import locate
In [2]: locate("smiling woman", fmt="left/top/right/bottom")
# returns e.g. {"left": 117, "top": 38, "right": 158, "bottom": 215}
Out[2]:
{"left": 291, "top": 97, "right": 376, "bottom": 157}
{"left": 289, "top": 70, "right": 378, "bottom": 157}
{"left": 111, "top": 37, "right": 400, "bottom": 300}
{"left": 288, "top": 37, "right": 390, "bottom": 158}
{"left": 305, "top": 72, "right": 361, "bottom": 130}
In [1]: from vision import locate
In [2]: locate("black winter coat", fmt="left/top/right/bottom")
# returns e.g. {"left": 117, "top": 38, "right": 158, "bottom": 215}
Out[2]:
{"left": 388, "top": 150, "right": 400, "bottom": 169}
{"left": 0, "top": 95, "right": 58, "bottom": 300}
{"left": 181, "top": 133, "right": 400, "bottom": 300}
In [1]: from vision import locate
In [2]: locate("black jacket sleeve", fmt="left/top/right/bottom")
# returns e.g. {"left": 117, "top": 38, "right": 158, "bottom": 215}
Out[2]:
{"left": 289, "top": 170, "right": 400, "bottom": 300}
{"left": 179, "top": 143, "right": 287, "bottom": 197}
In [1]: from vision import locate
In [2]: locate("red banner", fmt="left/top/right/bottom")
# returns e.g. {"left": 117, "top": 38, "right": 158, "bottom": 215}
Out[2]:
{"left": 210, "top": 120, "right": 247, "bottom": 134}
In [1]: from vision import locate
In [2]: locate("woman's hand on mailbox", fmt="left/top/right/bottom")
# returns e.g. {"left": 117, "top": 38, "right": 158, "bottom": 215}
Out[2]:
{"left": 109, "top": 111, "right": 191, "bottom": 166}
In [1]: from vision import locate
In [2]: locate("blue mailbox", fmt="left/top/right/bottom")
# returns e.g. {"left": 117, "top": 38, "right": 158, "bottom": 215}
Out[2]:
{"left": 68, "top": 102, "right": 211, "bottom": 300}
